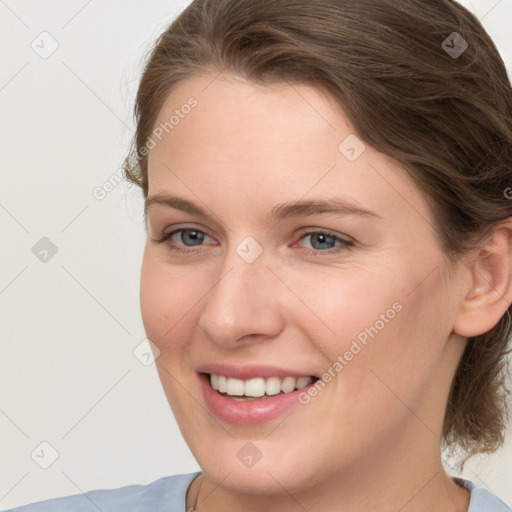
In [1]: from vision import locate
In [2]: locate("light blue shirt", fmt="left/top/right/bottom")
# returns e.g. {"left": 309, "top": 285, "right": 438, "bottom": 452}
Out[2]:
{"left": 5, "top": 472, "right": 511, "bottom": 511}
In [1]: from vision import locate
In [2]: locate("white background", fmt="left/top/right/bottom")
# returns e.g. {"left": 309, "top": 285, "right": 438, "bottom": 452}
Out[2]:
{"left": 0, "top": 0, "right": 511, "bottom": 508}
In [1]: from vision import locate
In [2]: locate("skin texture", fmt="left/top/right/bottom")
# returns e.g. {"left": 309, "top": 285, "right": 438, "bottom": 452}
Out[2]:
{"left": 140, "top": 73, "right": 512, "bottom": 512}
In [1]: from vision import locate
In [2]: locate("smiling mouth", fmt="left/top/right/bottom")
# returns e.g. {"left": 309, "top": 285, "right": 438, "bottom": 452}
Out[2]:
{"left": 206, "top": 373, "right": 319, "bottom": 400}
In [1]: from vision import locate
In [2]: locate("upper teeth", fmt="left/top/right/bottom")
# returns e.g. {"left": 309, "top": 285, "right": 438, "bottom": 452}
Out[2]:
{"left": 209, "top": 374, "right": 314, "bottom": 397}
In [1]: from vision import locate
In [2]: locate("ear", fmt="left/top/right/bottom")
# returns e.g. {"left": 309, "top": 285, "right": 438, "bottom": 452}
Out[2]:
{"left": 453, "top": 219, "right": 512, "bottom": 338}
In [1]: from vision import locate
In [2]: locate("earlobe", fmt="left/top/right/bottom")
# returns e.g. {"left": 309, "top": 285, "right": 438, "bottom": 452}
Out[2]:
{"left": 453, "top": 219, "right": 512, "bottom": 338}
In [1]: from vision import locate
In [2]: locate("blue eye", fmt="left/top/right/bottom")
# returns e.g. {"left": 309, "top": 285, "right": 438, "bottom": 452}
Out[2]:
{"left": 154, "top": 228, "right": 352, "bottom": 256}
{"left": 298, "top": 230, "right": 353, "bottom": 255}
{"left": 172, "top": 229, "right": 205, "bottom": 246}
{"left": 154, "top": 228, "right": 212, "bottom": 253}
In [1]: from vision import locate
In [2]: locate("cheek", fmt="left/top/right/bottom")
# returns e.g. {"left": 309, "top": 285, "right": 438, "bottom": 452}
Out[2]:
{"left": 325, "top": 268, "right": 453, "bottom": 439}
{"left": 286, "top": 262, "right": 406, "bottom": 357}
{"left": 139, "top": 251, "right": 206, "bottom": 415}
{"left": 304, "top": 258, "right": 449, "bottom": 401}
{"left": 139, "top": 250, "right": 207, "bottom": 351}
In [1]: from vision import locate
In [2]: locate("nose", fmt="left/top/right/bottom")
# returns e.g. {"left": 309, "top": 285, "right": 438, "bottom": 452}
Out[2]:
{"left": 198, "top": 249, "right": 285, "bottom": 348}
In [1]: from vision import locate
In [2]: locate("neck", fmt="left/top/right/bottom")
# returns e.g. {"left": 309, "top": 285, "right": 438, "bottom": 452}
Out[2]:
{"left": 187, "top": 430, "right": 471, "bottom": 512}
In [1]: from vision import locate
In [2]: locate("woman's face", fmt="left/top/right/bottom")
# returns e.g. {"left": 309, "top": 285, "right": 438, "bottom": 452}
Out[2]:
{"left": 140, "top": 73, "right": 466, "bottom": 495}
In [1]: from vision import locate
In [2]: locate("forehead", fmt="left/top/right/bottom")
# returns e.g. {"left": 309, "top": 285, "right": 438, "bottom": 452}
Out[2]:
{"left": 146, "top": 73, "right": 431, "bottom": 228}
{"left": 150, "top": 73, "right": 344, "bottom": 164}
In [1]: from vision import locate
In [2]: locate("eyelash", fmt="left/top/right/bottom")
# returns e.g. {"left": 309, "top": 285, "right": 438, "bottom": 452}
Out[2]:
{"left": 153, "top": 227, "right": 353, "bottom": 256}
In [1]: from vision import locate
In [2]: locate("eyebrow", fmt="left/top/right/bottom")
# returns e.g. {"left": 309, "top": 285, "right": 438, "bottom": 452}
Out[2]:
{"left": 144, "top": 193, "right": 381, "bottom": 223}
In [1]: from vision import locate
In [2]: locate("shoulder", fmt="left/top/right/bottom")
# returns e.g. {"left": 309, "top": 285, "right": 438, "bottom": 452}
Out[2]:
{"left": 4, "top": 472, "right": 201, "bottom": 512}
{"left": 454, "top": 478, "right": 512, "bottom": 512}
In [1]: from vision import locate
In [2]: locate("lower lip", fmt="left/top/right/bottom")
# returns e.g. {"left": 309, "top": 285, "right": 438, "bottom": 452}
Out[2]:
{"left": 199, "top": 373, "right": 314, "bottom": 424}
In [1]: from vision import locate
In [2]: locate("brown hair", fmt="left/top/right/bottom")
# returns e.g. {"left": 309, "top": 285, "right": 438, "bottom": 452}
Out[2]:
{"left": 123, "top": 0, "right": 512, "bottom": 467}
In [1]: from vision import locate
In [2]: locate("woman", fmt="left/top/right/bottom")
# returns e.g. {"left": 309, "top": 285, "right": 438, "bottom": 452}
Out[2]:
{"left": 9, "top": 0, "right": 512, "bottom": 510}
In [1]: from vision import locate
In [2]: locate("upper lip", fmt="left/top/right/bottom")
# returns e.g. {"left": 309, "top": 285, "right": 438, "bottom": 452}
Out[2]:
{"left": 196, "top": 363, "right": 317, "bottom": 380}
